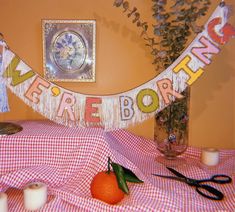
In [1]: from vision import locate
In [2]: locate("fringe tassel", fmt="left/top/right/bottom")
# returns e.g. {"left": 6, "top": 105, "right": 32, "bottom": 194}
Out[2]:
{"left": 0, "top": 41, "right": 10, "bottom": 113}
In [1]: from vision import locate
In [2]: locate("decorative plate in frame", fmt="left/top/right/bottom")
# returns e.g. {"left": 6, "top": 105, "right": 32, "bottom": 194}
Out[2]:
{"left": 42, "top": 20, "right": 96, "bottom": 82}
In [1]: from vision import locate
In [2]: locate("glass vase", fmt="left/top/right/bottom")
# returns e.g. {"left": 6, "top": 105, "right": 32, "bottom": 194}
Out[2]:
{"left": 154, "top": 88, "right": 190, "bottom": 166}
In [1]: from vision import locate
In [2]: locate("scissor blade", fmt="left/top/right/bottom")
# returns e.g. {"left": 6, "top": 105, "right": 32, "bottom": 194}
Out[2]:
{"left": 166, "top": 167, "right": 188, "bottom": 179}
{"left": 152, "top": 174, "right": 186, "bottom": 182}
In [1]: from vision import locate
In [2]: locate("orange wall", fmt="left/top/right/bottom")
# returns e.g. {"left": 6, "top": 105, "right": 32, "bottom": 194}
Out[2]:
{"left": 0, "top": 0, "right": 234, "bottom": 149}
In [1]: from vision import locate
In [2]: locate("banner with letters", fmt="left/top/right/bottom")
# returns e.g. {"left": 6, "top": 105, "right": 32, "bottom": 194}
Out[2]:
{"left": 0, "top": 5, "right": 234, "bottom": 130}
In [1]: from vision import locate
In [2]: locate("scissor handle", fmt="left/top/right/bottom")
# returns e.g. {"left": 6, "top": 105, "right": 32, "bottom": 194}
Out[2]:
{"left": 196, "top": 184, "right": 224, "bottom": 200}
{"left": 210, "top": 175, "right": 232, "bottom": 184}
{"left": 196, "top": 174, "right": 232, "bottom": 184}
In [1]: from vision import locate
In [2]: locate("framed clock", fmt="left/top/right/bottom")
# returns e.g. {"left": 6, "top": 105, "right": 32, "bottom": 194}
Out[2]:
{"left": 42, "top": 20, "right": 96, "bottom": 82}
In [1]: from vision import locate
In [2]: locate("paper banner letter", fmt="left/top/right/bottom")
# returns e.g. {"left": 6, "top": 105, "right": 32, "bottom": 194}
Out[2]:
{"left": 25, "top": 76, "right": 50, "bottom": 104}
{"left": 208, "top": 17, "right": 235, "bottom": 45}
{"left": 120, "top": 96, "right": 134, "bottom": 120}
{"left": 137, "top": 89, "right": 159, "bottom": 113}
{"left": 191, "top": 36, "right": 220, "bottom": 65}
{"left": 57, "top": 92, "right": 76, "bottom": 121}
{"left": 85, "top": 97, "right": 102, "bottom": 123}
{"left": 4, "top": 56, "right": 35, "bottom": 86}
{"left": 157, "top": 79, "right": 184, "bottom": 105}
{"left": 173, "top": 55, "right": 204, "bottom": 85}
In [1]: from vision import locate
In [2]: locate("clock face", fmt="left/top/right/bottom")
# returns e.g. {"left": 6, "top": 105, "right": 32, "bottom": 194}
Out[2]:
{"left": 43, "top": 20, "right": 95, "bottom": 82}
{"left": 51, "top": 31, "right": 87, "bottom": 73}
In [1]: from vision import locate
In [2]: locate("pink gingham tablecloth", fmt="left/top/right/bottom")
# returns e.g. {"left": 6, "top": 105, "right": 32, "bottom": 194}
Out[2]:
{"left": 0, "top": 121, "right": 234, "bottom": 211}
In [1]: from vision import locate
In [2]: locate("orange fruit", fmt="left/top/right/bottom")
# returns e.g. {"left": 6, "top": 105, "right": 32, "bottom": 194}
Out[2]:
{"left": 90, "top": 171, "right": 125, "bottom": 204}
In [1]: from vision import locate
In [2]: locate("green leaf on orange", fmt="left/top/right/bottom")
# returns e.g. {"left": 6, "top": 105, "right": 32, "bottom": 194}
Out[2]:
{"left": 112, "top": 162, "right": 129, "bottom": 194}
{"left": 121, "top": 166, "right": 143, "bottom": 183}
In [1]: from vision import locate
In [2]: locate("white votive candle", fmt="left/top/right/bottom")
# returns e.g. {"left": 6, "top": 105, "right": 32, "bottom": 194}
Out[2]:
{"left": 0, "top": 192, "right": 8, "bottom": 212}
{"left": 23, "top": 183, "right": 47, "bottom": 211}
{"left": 201, "top": 148, "right": 220, "bottom": 166}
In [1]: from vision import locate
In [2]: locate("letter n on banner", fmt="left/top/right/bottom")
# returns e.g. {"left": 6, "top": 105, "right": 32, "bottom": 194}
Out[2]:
{"left": 191, "top": 36, "right": 220, "bottom": 65}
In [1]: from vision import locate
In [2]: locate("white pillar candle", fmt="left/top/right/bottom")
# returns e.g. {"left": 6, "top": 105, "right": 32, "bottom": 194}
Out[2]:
{"left": 23, "top": 183, "right": 47, "bottom": 211}
{"left": 201, "top": 148, "right": 220, "bottom": 166}
{"left": 0, "top": 192, "right": 8, "bottom": 212}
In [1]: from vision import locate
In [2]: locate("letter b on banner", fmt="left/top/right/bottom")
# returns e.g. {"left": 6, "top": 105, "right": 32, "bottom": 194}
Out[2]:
{"left": 120, "top": 96, "right": 134, "bottom": 120}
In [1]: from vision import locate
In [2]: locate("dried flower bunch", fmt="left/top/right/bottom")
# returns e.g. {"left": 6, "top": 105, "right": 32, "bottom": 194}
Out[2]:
{"left": 113, "top": 0, "right": 211, "bottom": 71}
{"left": 113, "top": 0, "right": 211, "bottom": 137}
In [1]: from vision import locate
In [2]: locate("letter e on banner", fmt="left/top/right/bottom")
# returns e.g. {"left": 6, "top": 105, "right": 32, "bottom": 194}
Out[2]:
{"left": 85, "top": 97, "right": 102, "bottom": 123}
{"left": 25, "top": 76, "right": 50, "bottom": 104}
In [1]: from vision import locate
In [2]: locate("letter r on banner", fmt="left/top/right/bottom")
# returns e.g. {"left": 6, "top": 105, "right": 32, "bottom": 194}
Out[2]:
{"left": 57, "top": 92, "right": 76, "bottom": 121}
{"left": 157, "top": 79, "right": 184, "bottom": 105}
{"left": 120, "top": 96, "right": 134, "bottom": 120}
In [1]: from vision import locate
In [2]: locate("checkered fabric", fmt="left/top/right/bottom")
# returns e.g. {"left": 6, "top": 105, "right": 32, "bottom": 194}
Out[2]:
{"left": 0, "top": 121, "right": 234, "bottom": 211}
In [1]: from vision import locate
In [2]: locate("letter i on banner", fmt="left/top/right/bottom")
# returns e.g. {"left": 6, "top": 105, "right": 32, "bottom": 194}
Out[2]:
{"left": 173, "top": 56, "right": 204, "bottom": 85}
{"left": 0, "top": 41, "right": 10, "bottom": 112}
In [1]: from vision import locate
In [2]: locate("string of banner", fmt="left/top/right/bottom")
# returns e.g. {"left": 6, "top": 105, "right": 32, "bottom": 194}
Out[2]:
{"left": 0, "top": 3, "right": 234, "bottom": 130}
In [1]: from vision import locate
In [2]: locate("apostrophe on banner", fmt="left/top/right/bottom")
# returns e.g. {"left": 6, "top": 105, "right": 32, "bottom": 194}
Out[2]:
{"left": 51, "top": 86, "right": 61, "bottom": 97}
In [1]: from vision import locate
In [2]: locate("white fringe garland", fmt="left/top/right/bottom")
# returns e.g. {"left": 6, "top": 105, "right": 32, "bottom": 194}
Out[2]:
{"left": 1, "top": 5, "right": 232, "bottom": 130}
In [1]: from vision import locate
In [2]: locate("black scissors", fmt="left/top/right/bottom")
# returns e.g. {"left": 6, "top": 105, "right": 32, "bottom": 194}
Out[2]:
{"left": 152, "top": 167, "right": 232, "bottom": 200}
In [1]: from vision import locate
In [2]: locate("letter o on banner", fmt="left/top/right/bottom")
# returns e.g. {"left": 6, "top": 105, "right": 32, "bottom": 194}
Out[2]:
{"left": 137, "top": 89, "right": 159, "bottom": 113}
